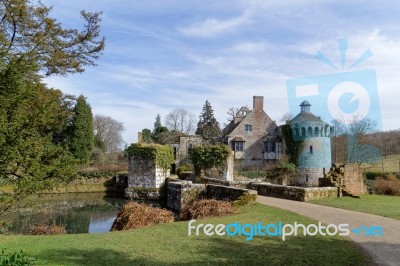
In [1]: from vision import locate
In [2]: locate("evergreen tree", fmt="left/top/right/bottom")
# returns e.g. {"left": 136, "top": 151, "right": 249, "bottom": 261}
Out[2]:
{"left": 0, "top": 0, "right": 104, "bottom": 208}
{"left": 68, "top": 96, "right": 94, "bottom": 164}
{"left": 0, "top": 62, "right": 77, "bottom": 198}
{"left": 153, "top": 114, "right": 162, "bottom": 135}
{"left": 152, "top": 114, "right": 170, "bottom": 142}
{"left": 196, "top": 100, "right": 222, "bottom": 141}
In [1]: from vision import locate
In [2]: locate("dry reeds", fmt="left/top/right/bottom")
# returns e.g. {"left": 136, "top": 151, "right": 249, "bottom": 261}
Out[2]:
{"left": 28, "top": 225, "right": 66, "bottom": 235}
{"left": 180, "top": 199, "right": 235, "bottom": 220}
{"left": 110, "top": 202, "right": 174, "bottom": 231}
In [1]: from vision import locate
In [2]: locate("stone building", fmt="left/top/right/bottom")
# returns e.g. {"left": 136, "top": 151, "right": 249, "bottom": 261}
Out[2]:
{"left": 290, "top": 100, "right": 333, "bottom": 186}
{"left": 168, "top": 136, "right": 203, "bottom": 172}
{"left": 222, "top": 96, "right": 282, "bottom": 170}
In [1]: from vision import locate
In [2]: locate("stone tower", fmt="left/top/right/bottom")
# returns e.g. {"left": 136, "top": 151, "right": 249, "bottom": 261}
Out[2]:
{"left": 290, "top": 100, "right": 333, "bottom": 186}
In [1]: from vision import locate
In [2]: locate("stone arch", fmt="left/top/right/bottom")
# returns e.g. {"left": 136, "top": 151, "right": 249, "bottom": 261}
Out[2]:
{"left": 301, "top": 127, "right": 306, "bottom": 137}
{"left": 308, "top": 127, "right": 312, "bottom": 136}
{"left": 295, "top": 128, "right": 299, "bottom": 137}
{"left": 315, "top": 127, "right": 319, "bottom": 137}
{"left": 321, "top": 127, "right": 324, "bottom": 136}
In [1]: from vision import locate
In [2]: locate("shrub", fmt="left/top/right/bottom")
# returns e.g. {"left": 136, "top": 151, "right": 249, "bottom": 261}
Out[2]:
{"left": 177, "top": 164, "right": 193, "bottom": 180}
{"left": 78, "top": 170, "right": 116, "bottom": 178}
{"left": 375, "top": 176, "right": 400, "bottom": 195}
{"left": 126, "top": 143, "right": 174, "bottom": 175}
{"left": 0, "top": 249, "right": 36, "bottom": 266}
{"left": 110, "top": 202, "right": 174, "bottom": 231}
{"left": 232, "top": 194, "right": 257, "bottom": 207}
{"left": 28, "top": 225, "right": 66, "bottom": 235}
{"left": 238, "top": 170, "right": 270, "bottom": 179}
{"left": 180, "top": 199, "right": 236, "bottom": 220}
{"left": 276, "top": 161, "right": 296, "bottom": 174}
{"left": 189, "top": 144, "right": 231, "bottom": 170}
{"left": 364, "top": 171, "right": 400, "bottom": 180}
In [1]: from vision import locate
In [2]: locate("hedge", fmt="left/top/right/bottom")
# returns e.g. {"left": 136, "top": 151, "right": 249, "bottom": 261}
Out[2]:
{"left": 364, "top": 171, "right": 400, "bottom": 180}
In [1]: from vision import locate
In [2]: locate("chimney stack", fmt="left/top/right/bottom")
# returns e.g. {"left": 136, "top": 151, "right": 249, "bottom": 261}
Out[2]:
{"left": 253, "top": 96, "right": 264, "bottom": 111}
{"left": 137, "top": 132, "right": 143, "bottom": 143}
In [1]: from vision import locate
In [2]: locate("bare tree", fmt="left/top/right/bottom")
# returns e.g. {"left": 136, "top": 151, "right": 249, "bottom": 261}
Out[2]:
{"left": 185, "top": 112, "right": 197, "bottom": 135}
{"left": 93, "top": 115, "right": 125, "bottom": 152}
{"left": 165, "top": 108, "right": 196, "bottom": 134}
{"left": 226, "top": 107, "right": 240, "bottom": 122}
{"left": 279, "top": 112, "right": 292, "bottom": 124}
{"left": 333, "top": 115, "right": 379, "bottom": 164}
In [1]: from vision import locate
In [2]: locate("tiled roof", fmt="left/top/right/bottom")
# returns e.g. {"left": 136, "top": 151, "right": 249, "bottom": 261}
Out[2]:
{"left": 291, "top": 112, "right": 323, "bottom": 123}
{"left": 231, "top": 136, "right": 246, "bottom": 142}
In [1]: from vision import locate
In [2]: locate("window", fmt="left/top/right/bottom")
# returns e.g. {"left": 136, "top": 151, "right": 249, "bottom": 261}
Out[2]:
{"left": 310, "top": 145, "right": 313, "bottom": 154}
{"left": 245, "top": 124, "right": 252, "bottom": 132}
{"left": 266, "top": 142, "right": 276, "bottom": 153}
{"left": 234, "top": 142, "right": 244, "bottom": 152}
{"left": 276, "top": 142, "right": 282, "bottom": 155}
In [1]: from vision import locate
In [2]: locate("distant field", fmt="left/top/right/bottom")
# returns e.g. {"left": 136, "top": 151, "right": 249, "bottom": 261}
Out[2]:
{"left": 360, "top": 154, "right": 400, "bottom": 173}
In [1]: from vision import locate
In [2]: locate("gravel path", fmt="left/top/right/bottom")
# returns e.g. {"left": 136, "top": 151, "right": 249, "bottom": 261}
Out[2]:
{"left": 257, "top": 196, "right": 400, "bottom": 266}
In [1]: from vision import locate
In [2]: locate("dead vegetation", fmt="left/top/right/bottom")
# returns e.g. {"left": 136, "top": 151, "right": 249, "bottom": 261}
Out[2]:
{"left": 110, "top": 202, "right": 174, "bottom": 231}
{"left": 180, "top": 199, "right": 236, "bottom": 220}
{"left": 28, "top": 225, "right": 66, "bottom": 235}
{"left": 375, "top": 176, "right": 400, "bottom": 195}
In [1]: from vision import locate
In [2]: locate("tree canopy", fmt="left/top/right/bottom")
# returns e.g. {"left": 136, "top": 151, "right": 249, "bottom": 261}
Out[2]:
{"left": 196, "top": 100, "right": 222, "bottom": 141}
{"left": 93, "top": 114, "right": 125, "bottom": 153}
{"left": 0, "top": 0, "right": 105, "bottom": 76}
{"left": 68, "top": 95, "right": 94, "bottom": 164}
{"left": 0, "top": 0, "right": 105, "bottom": 208}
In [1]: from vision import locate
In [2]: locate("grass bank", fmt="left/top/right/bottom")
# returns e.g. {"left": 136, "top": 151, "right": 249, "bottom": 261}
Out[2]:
{"left": 0, "top": 204, "right": 371, "bottom": 265}
{"left": 311, "top": 195, "right": 400, "bottom": 220}
{"left": 361, "top": 154, "right": 400, "bottom": 172}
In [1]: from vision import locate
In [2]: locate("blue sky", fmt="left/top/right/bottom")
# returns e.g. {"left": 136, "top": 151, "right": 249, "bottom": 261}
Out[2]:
{"left": 42, "top": 0, "right": 400, "bottom": 145}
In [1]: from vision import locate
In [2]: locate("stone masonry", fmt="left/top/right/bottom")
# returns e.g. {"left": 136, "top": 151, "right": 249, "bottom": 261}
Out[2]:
{"left": 125, "top": 156, "right": 170, "bottom": 199}
{"left": 222, "top": 96, "right": 280, "bottom": 170}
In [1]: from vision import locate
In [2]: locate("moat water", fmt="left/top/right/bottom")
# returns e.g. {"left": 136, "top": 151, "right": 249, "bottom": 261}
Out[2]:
{"left": 2, "top": 192, "right": 157, "bottom": 234}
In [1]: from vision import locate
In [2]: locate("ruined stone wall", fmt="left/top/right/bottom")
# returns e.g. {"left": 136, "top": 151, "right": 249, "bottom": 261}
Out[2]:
{"left": 342, "top": 164, "right": 367, "bottom": 195}
{"left": 126, "top": 157, "right": 170, "bottom": 199}
{"left": 128, "top": 157, "right": 169, "bottom": 189}
{"left": 167, "top": 181, "right": 207, "bottom": 212}
{"left": 167, "top": 180, "right": 256, "bottom": 212}
{"left": 175, "top": 136, "right": 203, "bottom": 168}
{"left": 249, "top": 182, "right": 337, "bottom": 202}
{"left": 201, "top": 177, "right": 251, "bottom": 189}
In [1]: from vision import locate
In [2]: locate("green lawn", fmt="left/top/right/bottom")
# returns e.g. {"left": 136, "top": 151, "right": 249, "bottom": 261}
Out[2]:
{"left": 0, "top": 204, "right": 371, "bottom": 265}
{"left": 361, "top": 154, "right": 400, "bottom": 173}
{"left": 311, "top": 195, "right": 400, "bottom": 220}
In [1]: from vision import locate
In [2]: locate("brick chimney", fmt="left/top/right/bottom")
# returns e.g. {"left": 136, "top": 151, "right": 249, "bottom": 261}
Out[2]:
{"left": 253, "top": 96, "right": 264, "bottom": 111}
{"left": 137, "top": 132, "right": 143, "bottom": 143}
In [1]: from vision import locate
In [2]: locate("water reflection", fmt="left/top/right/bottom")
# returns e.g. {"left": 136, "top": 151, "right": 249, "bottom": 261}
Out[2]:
{"left": 3, "top": 193, "right": 129, "bottom": 234}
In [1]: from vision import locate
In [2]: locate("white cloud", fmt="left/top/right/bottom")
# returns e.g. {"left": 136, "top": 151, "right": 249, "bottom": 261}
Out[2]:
{"left": 41, "top": 0, "right": 400, "bottom": 146}
{"left": 179, "top": 11, "right": 251, "bottom": 38}
{"left": 231, "top": 42, "right": 267, "bottom": 53}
